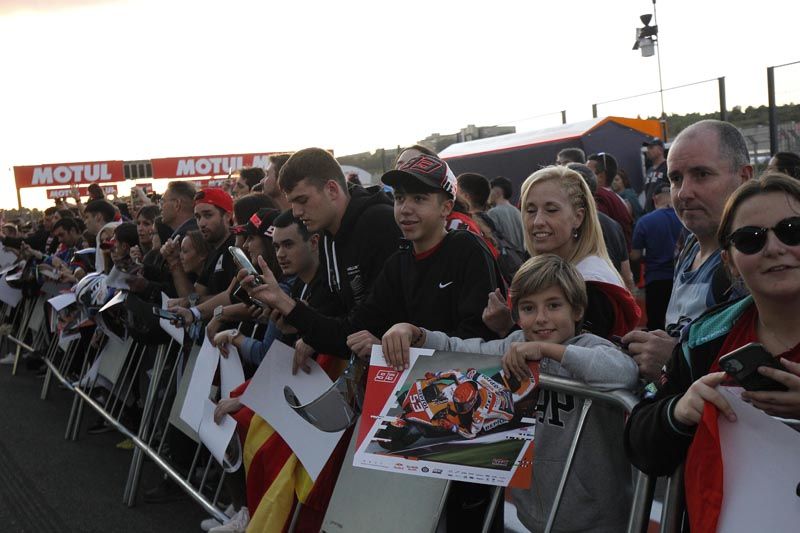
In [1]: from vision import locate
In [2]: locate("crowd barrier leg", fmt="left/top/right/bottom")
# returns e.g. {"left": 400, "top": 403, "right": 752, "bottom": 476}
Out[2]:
{"left": 65, "top": 344, "right": 96, "bottom": 441}
{"left": 628, "top": 470, "right": 655, "bottom": 533}
{"left": 124, "top": 343, "right": 169, "bottom": 506}
{"left": 480, "top": 486, "right": 504, "bottom": 533}
{"left": 39, "top": 335, "right": 60, "bottom": 400}
{"left": 544, "top": 398, "right": 593, "bottom": 533}
{"left": 660, "top": 466, "right": 684, "bottom": 533}
{"left": 10, "top": 297, "right": 36, "bottom": 376}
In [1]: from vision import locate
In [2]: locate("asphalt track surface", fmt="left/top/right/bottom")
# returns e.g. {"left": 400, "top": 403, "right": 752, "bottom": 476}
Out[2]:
{"left": 0, "top": 362, "right": 207, "bottom": 532}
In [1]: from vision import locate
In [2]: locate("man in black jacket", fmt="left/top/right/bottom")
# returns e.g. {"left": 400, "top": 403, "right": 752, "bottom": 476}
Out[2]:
{"left": 276, "top": 147, "right": 401, "bottom": 311}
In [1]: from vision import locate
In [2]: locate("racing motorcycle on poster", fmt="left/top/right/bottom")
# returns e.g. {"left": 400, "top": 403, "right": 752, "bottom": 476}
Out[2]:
{"left": 375, "top": 367, "right": 538, "bottom": 452}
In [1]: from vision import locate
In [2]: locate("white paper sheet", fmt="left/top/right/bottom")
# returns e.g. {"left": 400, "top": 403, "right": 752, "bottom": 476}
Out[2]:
{"left": 179, "top": 337, "right": 219, "bottom": 432}
{"left": 158, "top": 292, "right": 184, "bottom": 345}
{"left": 716, "top": 387, "right": 800, "bottom": 532}
{"left": 239, "top": 341, "right": 343, "bottom": 481}
{"left": 99, "top": 289, "right": 126, "bottom": 313}
{"left": 198, "top": 399, "right": 240, "bottom": 469}
{"left": 0, "top": 275, "right": 22, "bottom": 307}
{"left": 0, "top": 259, "right": 23, "bottom": 276}
{"left": 219, "top": 345, "right": 245, "bottom": 398}
{"left": 0, "top": 245, "right": 17, "bottom": 268}
{"left": 48, "top": 292, "right": 77, "bottom": 311}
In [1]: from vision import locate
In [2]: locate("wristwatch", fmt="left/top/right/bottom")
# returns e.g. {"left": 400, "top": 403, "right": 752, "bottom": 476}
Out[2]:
{"left": 213, "top": 305, "right": 225, "bottom": 321}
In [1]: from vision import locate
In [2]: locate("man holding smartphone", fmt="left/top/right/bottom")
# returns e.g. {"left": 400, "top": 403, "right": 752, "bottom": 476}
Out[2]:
{"left": 167, "top": 188, "right": 238, "bottom": 327}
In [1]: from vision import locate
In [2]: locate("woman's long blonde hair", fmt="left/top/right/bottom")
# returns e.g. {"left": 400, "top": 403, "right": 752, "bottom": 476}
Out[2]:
{"left": 519, "top": 165, "right": 615, "bottom": 271}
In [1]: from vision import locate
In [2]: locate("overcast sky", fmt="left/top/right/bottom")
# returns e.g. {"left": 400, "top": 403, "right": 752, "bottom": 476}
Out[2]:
{"left": 2, "top": 0, "right": 799, "bottom": 208}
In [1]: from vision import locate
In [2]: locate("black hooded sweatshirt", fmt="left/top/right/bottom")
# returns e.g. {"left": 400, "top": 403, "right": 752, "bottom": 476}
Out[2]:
{"left": 315, "top": 184, "right": 401, "bottom": 311}
{"left": 287, "top": 229, "right": 503, "bottom": 357}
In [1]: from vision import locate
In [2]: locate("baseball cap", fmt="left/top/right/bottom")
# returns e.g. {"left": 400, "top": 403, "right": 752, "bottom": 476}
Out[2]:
{"left": 194, "top": 188, "right": 233, "bottom": 214}
{"left": 653, "top": 177, "right": 671, "bottom": 195}
{"left": 642, "top": 137, "right": 665, "bottom": 148}
{"left": 381, "top": 154, "right": 458, "bottom": 199}
{"left": 244, "top": 208, "right": 280, "bottom": 238}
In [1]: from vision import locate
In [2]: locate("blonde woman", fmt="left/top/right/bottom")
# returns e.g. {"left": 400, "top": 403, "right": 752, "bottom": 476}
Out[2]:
{"left": 484, "top": 165, "right": 640, "bottom": 339}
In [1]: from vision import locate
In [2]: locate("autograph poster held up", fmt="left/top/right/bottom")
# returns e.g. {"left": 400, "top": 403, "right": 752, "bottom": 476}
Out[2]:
{"left": 354, "top": 346, "right": 538, "bottom": 488}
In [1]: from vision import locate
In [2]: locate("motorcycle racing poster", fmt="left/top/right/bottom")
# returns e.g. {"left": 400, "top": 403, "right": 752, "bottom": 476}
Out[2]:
{"left": 353, "top": 346, "right": 538, "bottom": 488}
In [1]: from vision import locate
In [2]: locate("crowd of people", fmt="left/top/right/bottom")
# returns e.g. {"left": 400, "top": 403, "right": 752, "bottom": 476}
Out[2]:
{"left": 1, "top": 120, "right": 800, "bottom": 532}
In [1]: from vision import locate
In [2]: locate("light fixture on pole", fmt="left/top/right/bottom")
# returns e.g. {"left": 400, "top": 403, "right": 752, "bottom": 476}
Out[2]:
{"left": 632, "top": 0, "right": 667, "bottom": 139}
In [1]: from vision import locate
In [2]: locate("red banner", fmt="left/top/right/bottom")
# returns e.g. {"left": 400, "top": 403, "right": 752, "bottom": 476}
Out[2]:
{"left": 150, "top": 153, "right": 277, "bottom": 179}
{"left": 189, "top": 178, "right": 231, "bottom": 189}
{"left": 14, "top": 160, "right": 125, "bottom": 189}
{"left": 46, "top": 185, "right": 119, "bottom": 200}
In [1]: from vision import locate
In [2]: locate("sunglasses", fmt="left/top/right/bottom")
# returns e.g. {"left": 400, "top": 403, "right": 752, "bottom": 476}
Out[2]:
{"left": 726, "top": 216, "right": 800, "bottom": 255}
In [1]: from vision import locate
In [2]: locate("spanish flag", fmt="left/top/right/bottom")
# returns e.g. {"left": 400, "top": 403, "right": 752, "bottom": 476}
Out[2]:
{"left": 230, "top": 354, "right": 350, "bottom": 533}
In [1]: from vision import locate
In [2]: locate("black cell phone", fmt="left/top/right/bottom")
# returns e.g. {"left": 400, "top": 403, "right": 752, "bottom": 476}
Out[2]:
{"left": 152, "top": 306, "right": 184, "bottom": 325}
{"left": 2, "top": 236, "right": 24, "bottom": 249}
{"left": 718, "top": 342, "right": 788, "bottom": 392}
{"left": 609, "top": 335, "right": 631, "bottom": 354}
{"left": 232, "top": 284, "right": 267, "bottom": 309}
{"left": 228, "top": 246, "right": 263, "bottom": 285}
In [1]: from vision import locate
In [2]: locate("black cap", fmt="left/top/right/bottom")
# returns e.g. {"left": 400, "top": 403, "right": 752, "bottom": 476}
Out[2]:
{"left": 653, "top": 178, "right": 671, "bottom": 195}
{"left": 381, "top": 155, "right": 457, "bottom": 199}
{"left": 643, "top": 137, "right": 665, "bottom": 148}
{"left": 244, "top": 208, "right": 280, "bottom": 238}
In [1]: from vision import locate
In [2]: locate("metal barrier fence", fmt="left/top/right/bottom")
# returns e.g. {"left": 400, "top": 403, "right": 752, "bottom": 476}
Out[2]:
{"left": 2, "top": 292, "right": 695, "bottom": 533}
{"left": 527, "top": 373, "right": 654, "bottom": 533}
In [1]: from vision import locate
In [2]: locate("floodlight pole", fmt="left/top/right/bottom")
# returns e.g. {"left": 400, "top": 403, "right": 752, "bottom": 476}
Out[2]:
{"left": 652, "top": 0, "right": 667, "bottom": 140}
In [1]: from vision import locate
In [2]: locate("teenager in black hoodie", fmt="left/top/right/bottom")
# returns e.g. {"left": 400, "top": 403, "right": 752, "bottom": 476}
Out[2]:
{"left": 276, "top": 147, "right": 401, "bottom": 312}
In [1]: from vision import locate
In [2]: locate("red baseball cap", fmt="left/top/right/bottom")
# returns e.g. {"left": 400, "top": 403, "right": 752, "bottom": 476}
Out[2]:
{"left": 194, "top": 188, "right": 233, "bottom": 214}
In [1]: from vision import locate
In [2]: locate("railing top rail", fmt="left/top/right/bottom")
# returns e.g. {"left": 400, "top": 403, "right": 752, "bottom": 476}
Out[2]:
{"left": 538, "top": 374, "right": 641, "bottom": 413}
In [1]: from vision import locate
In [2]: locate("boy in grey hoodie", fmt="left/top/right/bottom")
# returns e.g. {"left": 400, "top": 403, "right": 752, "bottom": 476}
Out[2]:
{"left": 382, "top": 254, "right": 639, "bottom": 532}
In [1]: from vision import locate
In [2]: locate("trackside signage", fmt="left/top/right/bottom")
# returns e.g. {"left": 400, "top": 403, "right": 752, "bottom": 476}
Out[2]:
{"left": 46, "top": 185, "right": 119, "bottom": 199}
{"left": 150, "top": 153, "right": 276, "bottom": 179}
{"left": 14, "top": 161, "right": 125, "bottom": 189}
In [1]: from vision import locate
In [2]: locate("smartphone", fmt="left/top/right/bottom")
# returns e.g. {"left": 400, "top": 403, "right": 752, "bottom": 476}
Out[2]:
{"left": 228, "top": 246, "right": 263, "bottom": 286}
{"left": 152, "top": 306, "right": 184, "bottom": 325}
{"left": 609, "top": 335, "right": 631, "bottom": 355}
{"left": 2, "top": 236, "right": 24, "bottom": 249}
{"left": 232, "top": 284, "right": 267, "bottom": 309}
{"left": 718, "top": 342, "right": 788, "bottom": 392}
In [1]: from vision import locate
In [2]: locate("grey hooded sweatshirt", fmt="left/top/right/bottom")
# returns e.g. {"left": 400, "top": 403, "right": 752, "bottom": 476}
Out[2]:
{"left": 422, "top": 330, "right": 639, "bottom": 533}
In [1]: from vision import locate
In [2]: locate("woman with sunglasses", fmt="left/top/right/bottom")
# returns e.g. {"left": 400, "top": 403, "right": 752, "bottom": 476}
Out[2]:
{"left": 625, "top": 172, "right": 800, "bottom": 531}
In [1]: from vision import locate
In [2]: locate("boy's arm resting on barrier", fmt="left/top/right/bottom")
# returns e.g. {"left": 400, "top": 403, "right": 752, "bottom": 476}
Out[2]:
{"left": 421, "top": 328, "right": 518, "bottom": 356}
{"left": 624, "top": 341, "right": 698, "bottom": 477}
{"left": 560, "top": 335, "right": 639, "bottom": 390}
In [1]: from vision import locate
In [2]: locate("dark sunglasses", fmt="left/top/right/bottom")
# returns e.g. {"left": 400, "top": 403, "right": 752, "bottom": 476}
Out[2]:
{"left": 726, "top": 216, "right": 800, "bottom": 254}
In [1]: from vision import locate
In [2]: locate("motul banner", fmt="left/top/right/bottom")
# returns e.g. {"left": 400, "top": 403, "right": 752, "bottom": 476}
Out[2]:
{"left": 14, "top": 161, "right": 125, "bottom": 188}
{"left": 189, "top": 178, "right": 231, "bottom": 189}
{"left": 151, "top": 153, "right": 277, "bottom": 179}
{"left": 46, "top": 185, "right": 119, "bottom": 200}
